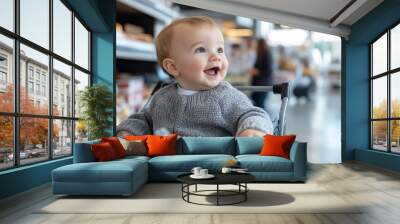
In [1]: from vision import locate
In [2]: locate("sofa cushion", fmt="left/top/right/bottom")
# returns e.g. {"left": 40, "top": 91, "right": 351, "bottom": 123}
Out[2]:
{"left": 235, "top": 137, "right": 263, "bottom": 155}
{"left": 148, "top": 154, "right": 235, "bottom": 172}
{"left": 74, "top": 139, "right": 101, "bottom": 163}
{"left": 119, "top": 138, "right": 147, "bottom": 156}
{"left": 115, "top": 155, "right": 150, "bottom": 163}
{"left": 236, "top": 155, "right": 293, "bottom": 172}
{"left": 178, "top": 137, "right": 235, "bottom": 155}
{"left": 53, "top": 158, "right": 148, "bottom": 183}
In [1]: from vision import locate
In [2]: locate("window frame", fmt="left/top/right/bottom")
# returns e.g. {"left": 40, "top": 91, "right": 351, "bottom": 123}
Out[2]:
{"left": 0, "top": 0, "right": 92, "bottom": 171}
{"left": 370, "top": 20, "right": 400, "bottom": 154}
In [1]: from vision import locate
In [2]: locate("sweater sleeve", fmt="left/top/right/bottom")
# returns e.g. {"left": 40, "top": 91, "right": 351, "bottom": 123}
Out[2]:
{"left": 116, "top": 99, "right": 153, "bottom": 135}
{"left": 219, "top": 84, "right": 273, "bottom": 135}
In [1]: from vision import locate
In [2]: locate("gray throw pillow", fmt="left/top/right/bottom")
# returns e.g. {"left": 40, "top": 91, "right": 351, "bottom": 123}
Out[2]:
{"left": 119, "top": 138, "right": 147, "bottom": 156}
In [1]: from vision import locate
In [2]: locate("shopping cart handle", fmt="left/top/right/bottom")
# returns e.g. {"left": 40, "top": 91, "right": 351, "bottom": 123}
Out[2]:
{"left": 234, "top": 82, "right": 290, "bottom": 99}
{"left": 273, "top": 82, "right": 290, "bottom": 99}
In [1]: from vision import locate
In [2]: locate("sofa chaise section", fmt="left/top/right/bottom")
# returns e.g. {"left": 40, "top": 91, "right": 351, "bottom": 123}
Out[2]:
{"left": 52, "top": 142, "right": 149, "bottom": 196}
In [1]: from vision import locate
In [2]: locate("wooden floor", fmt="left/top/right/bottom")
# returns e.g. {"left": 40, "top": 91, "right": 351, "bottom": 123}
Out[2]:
{"left": 1, "top": 162, "right": 400, "bottom": 224}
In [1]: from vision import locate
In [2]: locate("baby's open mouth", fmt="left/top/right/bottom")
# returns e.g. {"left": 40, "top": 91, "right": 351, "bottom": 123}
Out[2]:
{"left": 204, "top": 66, "right": 220, "bottom": 76}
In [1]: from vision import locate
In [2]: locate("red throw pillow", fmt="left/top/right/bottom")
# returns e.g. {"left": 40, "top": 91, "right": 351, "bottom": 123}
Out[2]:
{"left": 101, "top": 137, "right": 126, "bottom": 158}
{"left": 146, "top": 134, "right": 177, "bottom": 157}
{"left": 260, "top": 134, "right": 296, "bottom": 159}
{"left": 91, "top": 142, "right": 118, "bottom": 161}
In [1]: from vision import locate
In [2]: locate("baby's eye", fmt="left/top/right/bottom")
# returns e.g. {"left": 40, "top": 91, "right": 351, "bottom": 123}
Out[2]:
{"left": 194, "top": 47, "right": 206, "bottom": 53}
{"left": 217, "top": 47, "right": 224, "bottom": 53}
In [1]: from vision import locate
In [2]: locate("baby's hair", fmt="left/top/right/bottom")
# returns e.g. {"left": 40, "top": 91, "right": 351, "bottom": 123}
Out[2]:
{"left": 155, "top": 16, "right": 218, "bottom": 76}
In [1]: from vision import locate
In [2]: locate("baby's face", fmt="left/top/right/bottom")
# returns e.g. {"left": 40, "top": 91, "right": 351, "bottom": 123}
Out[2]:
{"left": 168, "top": 24, "right": 228, "bottom": 90}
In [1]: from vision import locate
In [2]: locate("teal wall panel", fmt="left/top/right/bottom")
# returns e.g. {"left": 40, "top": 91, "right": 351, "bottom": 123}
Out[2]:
{"left": 343, "top": 0, "right": 400, "bottom": 171}
{"left": 91, "top": 0, "right": 116, "bottom": 135}
{"left": 355, "top": 149, "right": 400, "bottom": 172}
{"left": 0, "top": 158, "right": 72, "bottom": 199}
{"left": 65, "top": 0, "right": 111, "bottom": 32}
{"left": 342, "top": 43, "right": 369, "bottom": 160}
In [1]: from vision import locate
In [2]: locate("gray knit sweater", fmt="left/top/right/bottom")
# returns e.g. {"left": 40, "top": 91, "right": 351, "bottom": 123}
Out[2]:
{"left": 116, "top": 81, "right": 273, "bottom": 137}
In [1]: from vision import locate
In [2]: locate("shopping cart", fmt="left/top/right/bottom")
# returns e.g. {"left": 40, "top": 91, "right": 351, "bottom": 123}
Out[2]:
{"left": 147, "top": 82, "right": 290, "bottom": 136}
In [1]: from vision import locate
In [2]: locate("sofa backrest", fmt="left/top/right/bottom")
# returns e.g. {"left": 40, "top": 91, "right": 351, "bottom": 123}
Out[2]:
{"left": 73, "top": 139, "right": 100, "bottom": 163}
{"left": 235, "top": 137, "right": 263, "bottom": 155}
{"left": 74, "top": 136, "right": 268, "bottom": 162}
{"left": 177, "top": 137, "right": 235, "bottom": 155}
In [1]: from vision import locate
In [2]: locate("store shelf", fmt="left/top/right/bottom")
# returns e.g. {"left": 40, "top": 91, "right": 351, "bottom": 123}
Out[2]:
{"left": 116, "top": 32, "right": 157, "bottom": 62}
{"left": 118, "top": 0, "right": 179, "bottom": 24}
{"left": 116, "top": 0, "right": 181, "bottom": 62}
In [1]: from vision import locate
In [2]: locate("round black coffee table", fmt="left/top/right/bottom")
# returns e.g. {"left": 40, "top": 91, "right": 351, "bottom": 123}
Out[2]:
{"left": 177, "top": 173, "right": 255, "bottom": 206}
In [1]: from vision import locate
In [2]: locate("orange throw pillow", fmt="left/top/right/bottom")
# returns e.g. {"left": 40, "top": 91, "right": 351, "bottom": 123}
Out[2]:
{"left": 260, "top": 134, "right": 296, "bottom": 159}
{"left": 124, "top": 135, "right": 148, "bottom": 141}
{"left": 146, "top": 134, "right": 177, "bottom": 157}
{"left": 101, "top": 137, "right": 126, "bottom": 158}
{"left": 91, "top": 142, "right": 117, "bottom": 161}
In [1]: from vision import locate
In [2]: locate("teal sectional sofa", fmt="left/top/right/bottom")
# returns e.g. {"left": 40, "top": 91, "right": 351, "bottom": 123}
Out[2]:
{"left": 52, "top": 137, "right": 307, "bottom": 196}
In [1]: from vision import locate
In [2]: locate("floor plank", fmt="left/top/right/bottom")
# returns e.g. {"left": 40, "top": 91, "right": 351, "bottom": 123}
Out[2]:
{"left": 1, "top": 162, "right": 400, "bottom": 224}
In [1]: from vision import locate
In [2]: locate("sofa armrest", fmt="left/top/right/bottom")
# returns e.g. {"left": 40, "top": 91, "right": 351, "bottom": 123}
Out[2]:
{"left": 289, "top": 141, "right": 307, "bottom": 181}
{"left": 73, "top": 140, "right": 100, "bottom": 163}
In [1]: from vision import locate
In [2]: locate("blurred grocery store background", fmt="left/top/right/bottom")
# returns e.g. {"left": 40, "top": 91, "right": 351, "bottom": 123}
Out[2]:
{"left": 115, "top": 0, "right": 342, "bottom": 164}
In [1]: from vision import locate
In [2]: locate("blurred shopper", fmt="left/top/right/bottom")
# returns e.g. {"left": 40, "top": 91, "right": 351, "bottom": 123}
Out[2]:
{"left": 277, "top": 45, "right": 296, "bottom": 72}
{"left": 243, "top": 37, "right": 257, "bottom": 73}
{"left": 292, "top": 58, "right": 316, "bottom": 101}
{"left": 227, "top": 43, "right": 246, "bottom": 76}
{"left": 226, "top": 39, "right": 256, "bottom": 86}
{"left": 248, "top": 38, "right": 273, "bottom": 109}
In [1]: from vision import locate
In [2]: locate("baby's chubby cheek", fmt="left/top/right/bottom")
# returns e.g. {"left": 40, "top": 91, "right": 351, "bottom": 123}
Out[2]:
{"left": 222, "top": 60, "right": 229, "bottom": 75}
{"left": 180, "top": 59, "right": 204, "bottom": 75}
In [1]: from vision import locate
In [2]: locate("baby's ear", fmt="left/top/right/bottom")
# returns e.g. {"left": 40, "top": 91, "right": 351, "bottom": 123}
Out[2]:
{"left": 162, "top": 58, "right": 179, "bottom": 78}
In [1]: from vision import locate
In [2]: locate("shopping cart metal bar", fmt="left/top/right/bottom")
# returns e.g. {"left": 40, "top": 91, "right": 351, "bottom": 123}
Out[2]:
{"left": 234, "top": 82, "right": 290, "bottom": 136}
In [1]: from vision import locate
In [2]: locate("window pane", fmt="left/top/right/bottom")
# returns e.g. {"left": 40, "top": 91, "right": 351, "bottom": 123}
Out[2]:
{"left": 391, "top": 24, "right": 400, "bottom": 70}
{"left": 53, "top": 119, "right": 72, "bottom": 158}
{"left": 372, "top": 121, "right": 388, "bottom": 151}
{"left": 0, "top": 0, "right": 14, "bottom": 31}
{"left": 20, "top": 0, "right": 49, "bottom": 49}
{"left": 372, "top": 77, "right": 387, "bottom": 119}
{"left": 53, "top": 0, "right": 72, "bottom": 60}
{"left": 20, "top": 44, "right": 49, "bottom": 115}
{"left": 0, "top": 35, "right": 14, "bottom": 112}
{"left": 20, "top": 117, "right": 49, "bottom": 165}
{"left": 391, "top": 72, "right": 400, "bottom": 118}
{"left": 391, "top": 120, "right": 400, "bottom": 153}
{"left": 0, "top": 116, "right": 13, "bottom": 170}
{"left": 53, "top": 59, "right": 72, "bottom": 117}
{"left": 75, "top": 120, "right": 88, "bottom": 143}
{"left": 74, "top": 18, "right": 89, "bottom": 70}
{"left": 372, "top": 33, "right": 387, "bottom": 76}
{"left": 74, "top": 69, "right": 89, "bottom": 118}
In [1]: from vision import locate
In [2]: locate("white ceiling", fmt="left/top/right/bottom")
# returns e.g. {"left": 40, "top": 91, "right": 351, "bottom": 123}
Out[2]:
{"left": 227, "top": 0, "right": 352, "bottom": 22}
{"left": 171, "top": 0, "right": 384, "bottom": 38}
